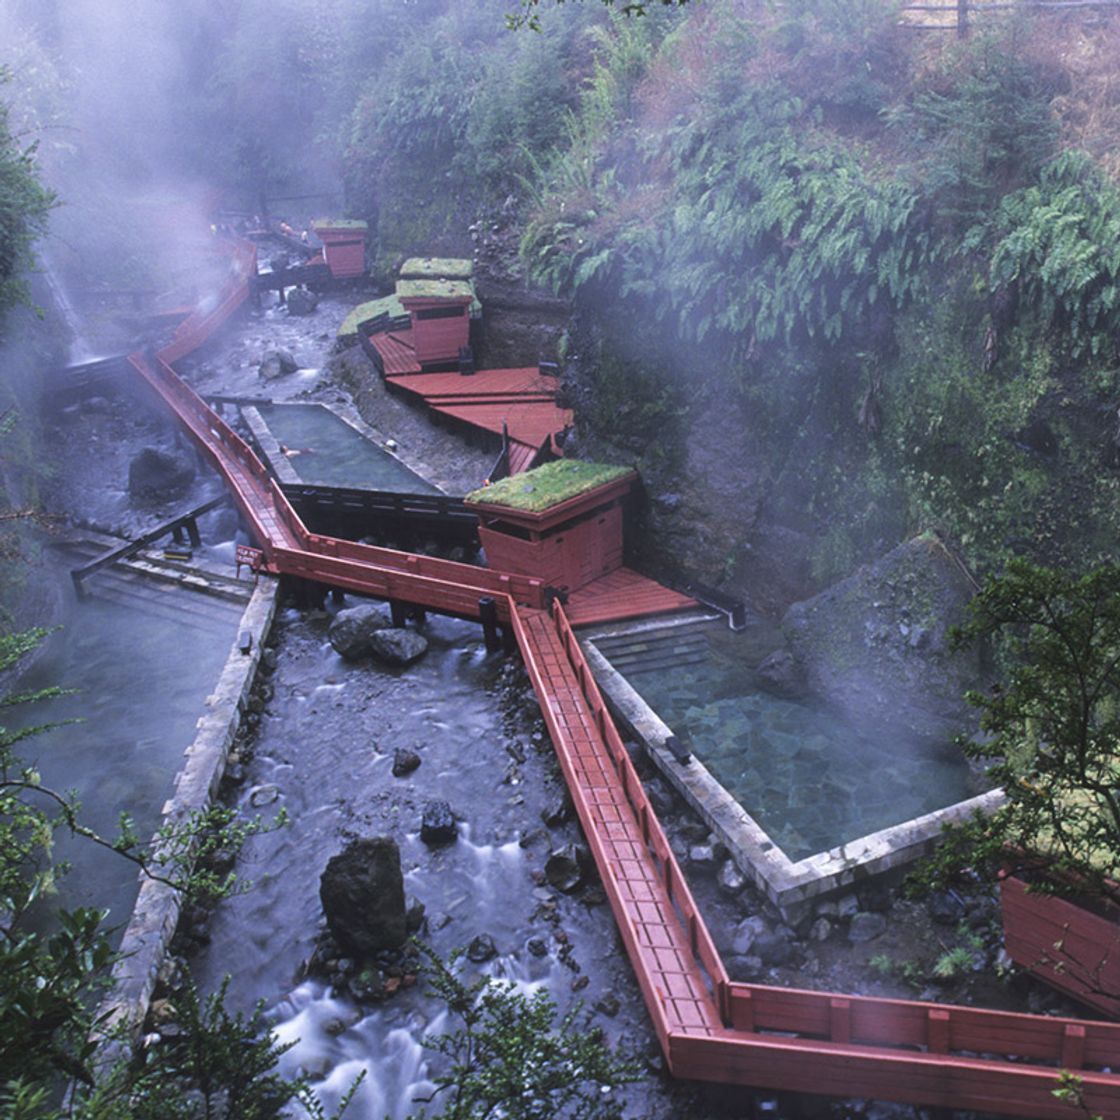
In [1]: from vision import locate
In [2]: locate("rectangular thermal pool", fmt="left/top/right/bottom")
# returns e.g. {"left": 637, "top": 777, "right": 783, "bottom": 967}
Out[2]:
{"left": 254, "top": 402, "right": 440, "bottom": 494}
{"left": 592, "top": 620, "right": 985, "bottom": 862}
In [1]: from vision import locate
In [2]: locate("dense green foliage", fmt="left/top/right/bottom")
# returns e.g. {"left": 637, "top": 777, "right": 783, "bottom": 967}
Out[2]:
{"left": 914, "top": 560, "right": 1120, "bottom": 908}
{"left": 508, "top": 2, "right": 1120, "bottom": 583}
{"left": 0, "top": 68, "right": 53, "bottom": 326}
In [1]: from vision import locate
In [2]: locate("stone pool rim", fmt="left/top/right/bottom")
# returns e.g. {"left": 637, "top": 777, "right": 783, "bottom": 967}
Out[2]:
{"left": 580, "top": 614, "right": 1005, "bottom": 922}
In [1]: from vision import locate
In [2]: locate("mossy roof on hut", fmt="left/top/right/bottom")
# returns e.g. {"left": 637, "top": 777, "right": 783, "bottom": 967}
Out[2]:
{"left": 311, "top": 218, "right": 368, "bottom": 232}
{"left": 395, "top": 278, "right": 475, "bottom": 301}
{"left": 338, "top": 293, "right": 406, "bottom": 338}
{"left": 400, "top": 257, "right": 473, "bottom": 280}
{"left": 465, "top": 460, "right": 631, "bottom": 513}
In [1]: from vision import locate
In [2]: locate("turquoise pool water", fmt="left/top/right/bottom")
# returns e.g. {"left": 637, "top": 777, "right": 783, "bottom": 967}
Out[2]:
{"left": 256, "top": 403, "right": 439, "bottom": 494}
{"left": 598, "top": 622, "right": 981, "bottom": 862}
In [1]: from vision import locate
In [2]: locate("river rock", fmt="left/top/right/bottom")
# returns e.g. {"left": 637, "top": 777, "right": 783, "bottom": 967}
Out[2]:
{"left": 544, "top": 843, "right": 585, "bottom": 893}
{"left": 782, "top": 533, "right": 980, "bottom": 745}
{"left": 392, "top": 748, "right": 421, "bottom": 777}
{"left": 369, "top": 628, "right": 429, "bottom": 666}
{"left": 467, "top": 933, "right": 498, "bottom": 963}
{"left": 717, "top": 859, "right": 746, "bottom": 894}
{"left": 420, "top": 800, "right": 457, "bottom": 845}
{"left": 751, "top": 926, "right": 797, "bottom": 967}
{"left": 405, "top": 899, "right": 426, "bottom": 934}
{"left": 259, "top": 348, "right": 298, "bottom": 380}
{"left": 319, "top": 837, "right": 407, "bottom": 955}
{"left": 287, "top": 286, "right": 319, "bottom": 315}
{"left": 541, "top": 792, "right": 572, "bottom": 828}
{"left": 756, "top": 648, "right": 808, "bottom": 699}
{"left": 328, "top": 604, "right": 391, "bottom": 659}
{"left": 847, "top": 911, "right": 887, "bottom": 943}
{"left": 128, "top": 446, "right": 196, "bottom": 503}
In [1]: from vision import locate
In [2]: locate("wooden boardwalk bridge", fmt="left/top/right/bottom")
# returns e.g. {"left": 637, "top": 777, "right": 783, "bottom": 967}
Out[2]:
{"left": 124, "top": 233, "right": 1120, "bottom": 1118}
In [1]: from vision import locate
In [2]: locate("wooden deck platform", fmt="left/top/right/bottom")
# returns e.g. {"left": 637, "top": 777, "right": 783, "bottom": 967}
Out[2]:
{"left": 566, "top": 566, "right": 698, "bottom": 626}
{"left": 366, "top": 321, "right": 572, "bottom": 472}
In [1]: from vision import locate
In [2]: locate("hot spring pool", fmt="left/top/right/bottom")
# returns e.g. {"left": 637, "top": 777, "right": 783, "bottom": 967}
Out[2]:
{"left": 253, "top": 403, "right": 440, "bottom": 494}
{"left": 592, "top": 620, "right": 984, "bottom": 863}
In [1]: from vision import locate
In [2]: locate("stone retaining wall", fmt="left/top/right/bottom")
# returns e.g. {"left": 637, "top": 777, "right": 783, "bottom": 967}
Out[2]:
{"left": 99, "top": 575, "right": 279, "bottom": 1038}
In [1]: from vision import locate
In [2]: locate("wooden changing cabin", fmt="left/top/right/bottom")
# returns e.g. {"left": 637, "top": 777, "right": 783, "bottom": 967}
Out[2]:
{"left": 311, "top": 219, "right": 368, "bottom": 279}
{"left": 465, "top": 461, "right": 635, "bottom": 595}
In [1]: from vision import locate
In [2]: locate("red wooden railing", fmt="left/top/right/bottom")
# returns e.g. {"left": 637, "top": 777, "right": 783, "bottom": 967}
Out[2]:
{"left": 123, "top": 230, "right": 1120, "bottom": 1119}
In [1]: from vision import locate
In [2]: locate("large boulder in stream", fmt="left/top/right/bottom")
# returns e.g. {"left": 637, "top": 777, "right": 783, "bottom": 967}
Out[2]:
{"left": 328, "top": 604, "right": 391, "bottom": 660}
{"left": 319, "top": 837, "right": 407, "bottom": 955}
{"left": 369, "top": 628, "right": 429, "bottom": 667}
{"left": 286, "top": 287, "right": 319, "bottom": 316}
{"left": 782, "top": 533, "right": 980, "bottom": 745}
{"left": 258, "top": 348, "right": 299, "bottom": 380}
{"left": 128, "top": 447, "right": 196, "bottom": 504}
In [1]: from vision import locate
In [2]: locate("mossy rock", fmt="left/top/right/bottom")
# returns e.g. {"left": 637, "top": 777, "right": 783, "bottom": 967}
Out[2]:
{"left": 782, "top": 534, "right": 980, "bottom": 746}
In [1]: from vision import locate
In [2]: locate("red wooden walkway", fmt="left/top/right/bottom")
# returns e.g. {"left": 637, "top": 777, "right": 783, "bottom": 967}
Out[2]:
{"left": 368, "top": 324, "right": 575, "bottom": 474}
{"left": 127, "top": 234, "right": 1120, "bottom": 1119}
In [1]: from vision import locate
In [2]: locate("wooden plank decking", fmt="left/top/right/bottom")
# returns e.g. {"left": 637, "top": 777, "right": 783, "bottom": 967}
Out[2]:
{"left": 566, "top": 566, "right": 698, "bottom": 626}
{"left": 366, "top": 321, "right": 572, "bottom": 470}
{"left": 513, "top": 605, "right": 723, "bottom": 1046}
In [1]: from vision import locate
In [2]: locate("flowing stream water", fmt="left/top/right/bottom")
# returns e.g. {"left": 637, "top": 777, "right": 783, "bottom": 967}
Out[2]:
{"left": 187, "top": 608, "right": 673, "bottom": 1119}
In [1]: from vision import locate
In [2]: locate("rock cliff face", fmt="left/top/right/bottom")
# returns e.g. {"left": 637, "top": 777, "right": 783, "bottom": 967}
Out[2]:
{"left": 782, "top": 534, "right": 980, "bottom": 747}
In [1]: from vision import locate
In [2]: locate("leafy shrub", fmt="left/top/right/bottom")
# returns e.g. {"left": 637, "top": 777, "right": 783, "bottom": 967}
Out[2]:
{"left": 978, "top": 150, "right": 1120, "bottom": 360}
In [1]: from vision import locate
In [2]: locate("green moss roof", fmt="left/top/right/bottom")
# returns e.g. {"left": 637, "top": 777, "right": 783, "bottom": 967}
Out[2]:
{"left": 465, "top": 460, "right": 631, "bottom": 513}
{"left": 338, "top": 294, "right": 406, "bottom": 338}
{"left": 312, "top": 218, "right": 368, "bottom": 231}
{"left": 400, "top": 257, "right": 473, "bottom": 280}
{"left": 396, "top": 278, "right": 475, "bottom": 301}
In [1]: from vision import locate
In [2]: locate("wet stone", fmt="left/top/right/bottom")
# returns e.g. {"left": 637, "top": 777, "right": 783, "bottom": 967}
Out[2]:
{"left": 726, "top": 954, "right": 765, "bottom": 981}
{"left": 249, "top": 784, "right": 279, "bottom": 808}
{"left": 369, "top": 628, "right": 429, "bottom": 667}
{"left": 527, "top": 937, "right": 549, "bottom": 958}
{"left": 319, "top": 837, "right": 407, "bottom": 954}
{"left": 847, "top": 912, "right": 887, "bottom": 943}
{"left": 467, "top": 933, "right": 498, "bottom": 963}
{"left": 544, "top": 844, "right": 585, "bottom": 893}
{"left": 731, "top": 916, "right": 766, "bottom": 956}
{"left": 405, "top": 899, "right": 426, "bottom": 934}
{"left": 717, "top": 859, "right": 746, "bottom": 894}
{"left": 541, "top": 793, "right": 572, "bottom": 828}
{"left": 751, "top": 927, "right": 797, "bottom": 967}
{"left": 259, "top": 348, "right": 298, "bottom": 380}
{"left": 328, "top": 604, "right": 390, "bottom": 660}
{"left": 392, "top": 748, "right": 421, "bottom": 777}
{"left": 420, "top": 800, "right": 458, "bottom": 845}
{"left": 593, "top": 991, "right": 621, "bottom": 1017}
{"left": 809, "top": 917, "right": 832, "bottom": 942}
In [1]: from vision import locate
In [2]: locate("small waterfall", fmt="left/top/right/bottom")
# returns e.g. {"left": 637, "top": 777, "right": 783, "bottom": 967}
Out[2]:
{"left": 39, "top": 249, "right": 93, "bottom": 365}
